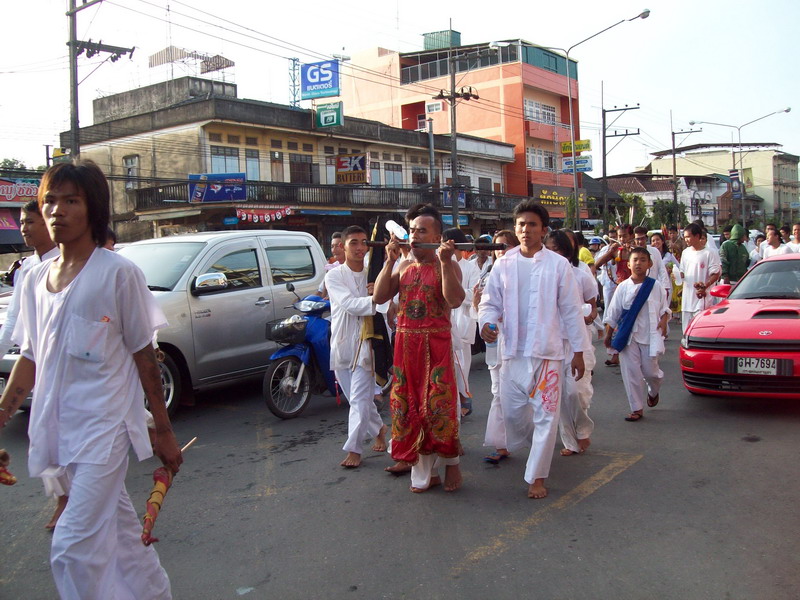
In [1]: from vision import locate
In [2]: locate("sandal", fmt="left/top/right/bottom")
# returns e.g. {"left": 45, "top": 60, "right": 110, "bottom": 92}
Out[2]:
{"left": 625, "top": 411, "right": 644, "bottom": 422}
{"left": 483, "top": 452, "right": 509, "bottom": 464}
{"left": 647, "top": 393, "right": 659, "bottom": 407}
{"left": 460, "top": 397, "right": 473, "bottom": 418}
{"left": 604, "top": 359, "right": 619, "bottom": 367}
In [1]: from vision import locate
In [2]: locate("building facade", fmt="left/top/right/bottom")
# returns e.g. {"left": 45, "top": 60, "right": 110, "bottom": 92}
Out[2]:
{"left": 336, "top": 32, "right": 586, "bottom": 217}
{"left": 64, "top": 77, "right": 518, "bottom": 243}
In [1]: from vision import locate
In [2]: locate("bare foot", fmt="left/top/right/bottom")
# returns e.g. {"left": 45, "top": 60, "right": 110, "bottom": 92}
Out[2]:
{"left": 527, "top": 479, "right": 548, "bottom": 499}
{"left": 45, "top": 495, "right": 68, "bottom": 530}
{"left": 385, "top": 461, "right": 411, "bottom": 475}
{"left": 578, "top": 438, "right": 591, "bottom": 453}
{"left": 411, "top": 476, "right": 441, "bottom": 493}
{"left": 340, "top": 452, "right": 361, "bottom": 468}
{"left": 371, "top": 425, "right": 388, "bottom": 452}
{"left": 444, "top": 464, "right": 462, "bottom": 492}
{"left": 560, "top": 448, "right": 577, "bottom": 456}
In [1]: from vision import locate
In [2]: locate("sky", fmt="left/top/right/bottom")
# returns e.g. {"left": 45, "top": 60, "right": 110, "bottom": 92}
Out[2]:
{"left": 2, "top": 0, "right": 798, "bottom": 179}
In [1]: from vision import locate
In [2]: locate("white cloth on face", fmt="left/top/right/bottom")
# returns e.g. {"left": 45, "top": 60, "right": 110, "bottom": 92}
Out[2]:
{"left": 479, "top": 246, "right": 584, "bottom": 361}
{"left": 325, "top": 264, "right": 376, "bottom": 371}
{"left": 762, "top": 243, "right": 794, "bottom": 258}
{"left": 17, "top": 248, "right": 167, "bottom": 480}
{"left": 500, "top": 355, "right": 562, "bottom": 483}
{"left": 51, "top": 426, "right": 171, "bottom": 600}
{"left": 679, "top": 247, "right": 721, "bottom": 313}
{"left": 603, "top": 277, "right": 670, "bottom": 357}
{"left": 619, "top": 341, "right": 664, "bottom": 412}
{"left": 335, "top": 366, "right": 384, "bottom": 455}
{"left": 646, "top": 245, "right": 671, "bottom": 292}
{"left": 0, "top": 246, "right": 59, "bottom": 357}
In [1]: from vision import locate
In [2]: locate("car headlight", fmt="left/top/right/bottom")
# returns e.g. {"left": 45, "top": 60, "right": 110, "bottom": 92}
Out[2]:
{"left": 680, "top": 334, "right": 689, "bottom": 349}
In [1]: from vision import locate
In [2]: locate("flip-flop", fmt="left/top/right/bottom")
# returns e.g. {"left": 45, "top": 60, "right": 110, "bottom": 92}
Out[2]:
{"left": 625, "top": 412, "right": 644, "bottom": 422}
{"left": 647, "top": 393, "right": 660, "bottom": 407}
{"left": 483, "top": 452, "right": 509, "bottom": 464}
{"left": 461, "top": 397, "right": 473, "bottom": 417}
{"left": 604, "top": 359, "right": 619, "bottom": 367}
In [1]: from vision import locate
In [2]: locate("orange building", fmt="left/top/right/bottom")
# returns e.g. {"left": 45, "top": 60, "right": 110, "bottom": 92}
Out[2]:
{"left": 337, "top": 31, "right": 586, "bottom": 219}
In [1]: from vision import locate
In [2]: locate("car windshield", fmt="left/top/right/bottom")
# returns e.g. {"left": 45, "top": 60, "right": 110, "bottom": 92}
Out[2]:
{"left": 729, "top": 259, "right": 800, "bottom": 300}
{"left": 118, "top": 242, "right": 205, "bottom": 291}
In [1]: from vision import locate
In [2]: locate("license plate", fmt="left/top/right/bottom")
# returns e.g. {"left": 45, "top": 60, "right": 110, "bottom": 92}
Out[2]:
{"left": 736, "top": 357, "right": 777, "bottom": 375}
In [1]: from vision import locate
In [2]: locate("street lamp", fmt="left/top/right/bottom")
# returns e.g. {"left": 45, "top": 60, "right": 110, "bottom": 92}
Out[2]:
{"left": 538, "top": 8, "right": 650, "bottom": 229}
{"left": 690, "top": 107, "right": 791, "bottom": 226}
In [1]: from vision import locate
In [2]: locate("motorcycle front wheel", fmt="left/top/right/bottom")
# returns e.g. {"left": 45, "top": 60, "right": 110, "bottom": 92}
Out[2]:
{"left": 263, "top": 356, "right": 311, "bottom": 419}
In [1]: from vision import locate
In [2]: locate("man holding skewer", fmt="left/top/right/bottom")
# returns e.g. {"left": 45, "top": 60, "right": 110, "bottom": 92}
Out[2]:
{"left": 0, "top": 161, "right": 181, "bottom": 600}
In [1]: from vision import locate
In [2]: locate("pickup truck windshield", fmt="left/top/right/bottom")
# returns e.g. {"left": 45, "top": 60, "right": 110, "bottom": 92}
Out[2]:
{"left": 118, "top": 242, "right": 205, "bottom": 291}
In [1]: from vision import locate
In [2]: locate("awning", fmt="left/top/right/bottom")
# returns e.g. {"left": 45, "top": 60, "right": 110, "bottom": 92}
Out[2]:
{"left": 137, "top": 209, "right": 203, "bottom": 221}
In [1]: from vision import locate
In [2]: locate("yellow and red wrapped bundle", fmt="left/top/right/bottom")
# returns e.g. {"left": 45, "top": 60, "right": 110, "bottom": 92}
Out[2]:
{"left": 0, "top": 449, "right": 17, "bottom": 486}
{"left": 141, "top": 466, "right": 174, "bottom": 545}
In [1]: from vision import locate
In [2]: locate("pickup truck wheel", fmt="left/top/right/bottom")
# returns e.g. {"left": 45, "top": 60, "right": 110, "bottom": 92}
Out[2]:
{"left": 263, "top": 357, "right": 310, "bottom": 419}
{"left": 155, "top": 353, "right": 182, "bottom": 417}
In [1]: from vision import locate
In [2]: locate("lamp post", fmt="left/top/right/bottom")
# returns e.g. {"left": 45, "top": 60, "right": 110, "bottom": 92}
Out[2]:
{"left": 690, "top": 107, "right": 791, "bottom": 226}
{"left": 538, "top": 8, "right": 650, "bottom": 229}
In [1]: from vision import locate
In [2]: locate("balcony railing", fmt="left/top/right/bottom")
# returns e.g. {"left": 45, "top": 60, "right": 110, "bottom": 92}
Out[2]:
{"left": 133, "top": 181, "right": 526, "bottom": 216}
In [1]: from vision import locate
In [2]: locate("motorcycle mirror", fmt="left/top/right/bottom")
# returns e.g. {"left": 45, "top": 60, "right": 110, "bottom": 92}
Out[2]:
{"left": 285, "top": 282, "right": 301, "bottom": 300}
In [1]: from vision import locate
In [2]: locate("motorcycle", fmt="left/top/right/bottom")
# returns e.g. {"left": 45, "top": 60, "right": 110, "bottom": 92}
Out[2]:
{"left": 263, "top": 283, "right": 336, "bottom": 419}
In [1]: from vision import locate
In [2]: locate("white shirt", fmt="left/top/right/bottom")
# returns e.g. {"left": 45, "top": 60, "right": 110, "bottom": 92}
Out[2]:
{"left": 452, "top": 257, "right": 480, "bottom": 344}
{"left": 762, "top": 243, "right": 794, "bottom": 259}
{"left": 604, "top": 277, "right": 670, "bottom": 357}
{"left": 788, "top": 242, "right": 800, "bottom": 253}
{"left": 325, "top": 264, "right": 376, "bottom": 371}
{"left": 680, "top": 246, "right": 721, "bottom": 313}
{"left": 479, "top": 246, "right": 584, "bottom": 360}
{"left": 17, "top": 248, "right": 166, "bottom": 478}
{"left": 561, "top": 265, "right": 596, "bottom": 354}
{"left": 0, "top": 246, "right": 60, "bottom": 357}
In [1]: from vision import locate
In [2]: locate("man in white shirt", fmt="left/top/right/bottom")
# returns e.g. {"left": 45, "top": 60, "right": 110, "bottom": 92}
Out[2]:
{"left": 762, "top": 227, "right": 794, "bottom": 259}
{"left": 479, "top": 200, "right": 585, "bottom": 500}
{"left": 680, "top": 223, "right": 721, "bottom": 333}
{"left": 325, "top": 225, "right": 387, "bottom": 468}
{"left": 0, "top": 160, "right": 181, "bottom": 600}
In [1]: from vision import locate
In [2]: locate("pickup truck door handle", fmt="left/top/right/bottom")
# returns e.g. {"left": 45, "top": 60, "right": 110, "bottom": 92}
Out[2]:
{"left": 254, "top": 297, "right": 271, "bottom": 306}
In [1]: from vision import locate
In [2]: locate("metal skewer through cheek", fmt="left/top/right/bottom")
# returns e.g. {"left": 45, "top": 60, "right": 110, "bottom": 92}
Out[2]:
{"left": 365, "top": 241, "right": 507, "bottom": 251}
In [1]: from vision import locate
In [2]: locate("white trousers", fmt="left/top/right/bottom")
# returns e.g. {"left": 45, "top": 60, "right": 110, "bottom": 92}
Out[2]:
{"left": 559, "top": 338, "right": 596, "bottom": 452}
{"left": 500, "top": 356, "right": 563, "bottom": 483}
{"left": 452, "top": 338, "right": 472, "bottom": 399}
{"left": 483, "top": 363, "right": 507, "bottom": 449}
{"left": 336, "top": 366, "right": 384, "bottom": 454}
{"left": 619, "top": 341, "right": 664, "bottom": 412}
{"left": 681, "top": 310, "right": 700, "bottom": 334}
{"left": 410, "top": 453, "right": 459, "bottom": 489}
{"left": 51, "top": 427, "right": 171, "bottom": 600}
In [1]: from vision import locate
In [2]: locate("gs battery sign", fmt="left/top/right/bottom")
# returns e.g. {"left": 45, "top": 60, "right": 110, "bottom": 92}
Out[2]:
{"left": 300, "top": 61, "right": 340, "bottom": 100}
{"left": 336, "top": 154, "right": 369, "bottom": 184}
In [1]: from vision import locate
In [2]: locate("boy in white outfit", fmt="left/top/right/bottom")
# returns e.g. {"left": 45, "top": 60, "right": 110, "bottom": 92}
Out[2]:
{"left": 604, "top": 247, "right": 670, "bottom": 422}
{"left": 325, "top": 225, "right": 388, "bottom": 468}
{"left": 479, "top": 201, "right": 585, "bottom": 499}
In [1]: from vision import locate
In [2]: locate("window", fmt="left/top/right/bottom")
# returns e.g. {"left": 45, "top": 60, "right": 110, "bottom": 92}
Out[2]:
{"left": 324, "top": 146, "right": 335, "bottom": 154}
{"left": 209, "top": 249, "right": 262, "bottom": 290}
{"left": 426, "top": 101, "right": 443, "bottom": 113}
{"left": 246, "top": 136, "right": 258, "bottom": 146}
{"left": 227, "top": 135, "right": 240, "bottom": 144}
{"left": 393, "top": 154, "right": 403, "bottom": 162}
{"left": 266, "top": 247, "right": 315, "bottom": 284}
{"left": 326, "top": 157, "right": 336, "bottom": 184}
{"left": 369, "top": 151, "right": 379, "bottom": 159}
{"left": 410, "top": 156, "right": 419, "bottom": 164}
{"left": 523, "top": 99, "right": 557, "bottom": 124}
{"left": 525, "top": 147, "right": 556, "bottom": 171}
{"left": 289, "top": 153, "right": 313, "bottom": 184}
{"left": 270, "top": 151, "right": 284, "bottom": 182}
{"left": 287, "top": 141, "right": 298, "bottom": 151}
{"left": 271, "top": 139, "right": 283, "bottom": 149}
{"left": 211, "top": 146, "right": 239, "bottom": 173}
{"left": 338, "top": 147, "right": 348, "bottom": 155}
{"left": 123, "top": 155, "right": 139, "bottom": 190}
{"left": 245, "top": 149, "right": 260, "bottom": 181}
{"left": 208, "top": 132, "right": 222, "bottom": 143}
{"left": 417, "top": 114, "right": 427, "bottom": 130}
{"left": 302, "top": 143, "right": 313, "bottom": 153}
{"left": 385, "top": 163, "right": 403, "bottom": 188}
{"left": 370, "top": 162, "right": 381, "bottom": 185}
{"left": 351, "top": 149, "right": 361, "bottom": 154}
{"left": 382, "top": 152, "right": 390, "bottom": 161}
{"left": 411, "top": 167, "right": 428, "bottom": 185}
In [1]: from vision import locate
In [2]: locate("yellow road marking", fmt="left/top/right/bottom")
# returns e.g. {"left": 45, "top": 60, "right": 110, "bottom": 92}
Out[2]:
{"left": 451, "top": 451, "right": 642, "bottom": 576}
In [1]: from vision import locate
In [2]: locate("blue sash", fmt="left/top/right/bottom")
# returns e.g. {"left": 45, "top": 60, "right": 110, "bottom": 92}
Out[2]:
{"left": 611, "top": 277, "right": 655, "bottom": 352}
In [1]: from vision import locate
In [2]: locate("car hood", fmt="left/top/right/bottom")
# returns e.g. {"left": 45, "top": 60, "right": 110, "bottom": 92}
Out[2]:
{"left": 688, "top": 298, "right": 800, "bottom": 340}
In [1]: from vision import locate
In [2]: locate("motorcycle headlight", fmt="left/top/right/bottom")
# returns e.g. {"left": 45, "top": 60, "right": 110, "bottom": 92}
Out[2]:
{"left": 294, "top": 300, "right": 328, "bottom": 312}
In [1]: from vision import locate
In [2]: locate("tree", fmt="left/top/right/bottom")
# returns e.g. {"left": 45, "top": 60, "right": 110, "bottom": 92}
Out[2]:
{"left": 650, "top": 199, "right": 688, "bottom": 229}
{"left": 616, "top": 193, "right": 649, "bottom": 227}
{"left": 0, "top": 158, "right": 27, "bottom": 170}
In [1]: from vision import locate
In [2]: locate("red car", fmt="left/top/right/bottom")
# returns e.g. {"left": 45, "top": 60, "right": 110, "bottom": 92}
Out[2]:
{"left": 680, "top": 253, "right": 800, "bottom": 399}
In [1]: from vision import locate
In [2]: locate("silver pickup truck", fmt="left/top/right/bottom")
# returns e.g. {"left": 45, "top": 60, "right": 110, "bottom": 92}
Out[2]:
{"left": 115, "top": 230, "right": 327, "bottom": 414}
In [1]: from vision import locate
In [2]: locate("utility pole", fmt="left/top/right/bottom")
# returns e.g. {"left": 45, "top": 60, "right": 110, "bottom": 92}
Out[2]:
{"left": 288, "top": 58, "right": 300, "bottom": 108}
{"left": 601, "top": 101, "right": 639, "bottom": 232}
{"left": 67, "top": 0, "right": 135, "bottom": 158}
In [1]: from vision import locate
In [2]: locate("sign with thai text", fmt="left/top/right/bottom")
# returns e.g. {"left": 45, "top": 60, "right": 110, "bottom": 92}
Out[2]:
{"left": 301, "top": 61, "right": 340, "bottom": 100}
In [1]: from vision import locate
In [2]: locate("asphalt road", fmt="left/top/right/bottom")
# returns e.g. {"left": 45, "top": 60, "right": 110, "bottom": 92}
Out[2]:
{"left": 2, "top": 334, "right": 799, "bottom": 599}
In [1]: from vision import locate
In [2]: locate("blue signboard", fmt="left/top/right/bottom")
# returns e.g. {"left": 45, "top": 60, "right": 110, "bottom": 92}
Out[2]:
{"left": 188, "top": 173, "right": 246, "bottom": 203}
{"left": 300, "top": 61, "right": 340, "bottom": 100}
